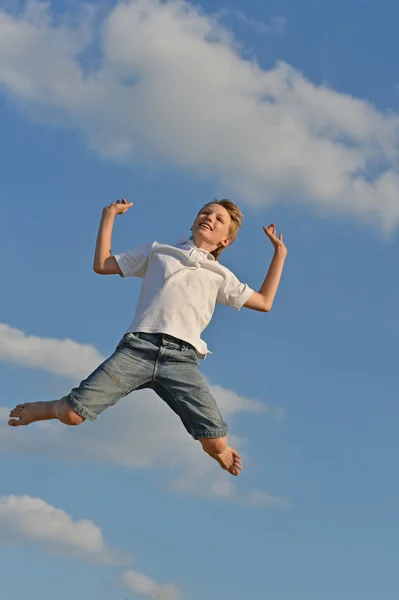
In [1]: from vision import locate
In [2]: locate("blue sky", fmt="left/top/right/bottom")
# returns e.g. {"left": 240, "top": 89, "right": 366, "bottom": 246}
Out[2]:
{"left": 1, "top": 1, "right": 399, "bottom": 599}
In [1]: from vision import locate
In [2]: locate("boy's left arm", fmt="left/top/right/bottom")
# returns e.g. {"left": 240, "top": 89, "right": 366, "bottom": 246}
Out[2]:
{"left": 244, "top": 224, "right": 287, "bottom": 313}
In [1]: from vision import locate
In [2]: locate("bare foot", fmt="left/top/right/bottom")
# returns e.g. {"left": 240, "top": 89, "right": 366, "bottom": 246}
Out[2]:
{"left": 209, "top": 446, "right": 242, "bottom": 476}
{"left": 8, "top": 401, "right": 57, "bottom": 427}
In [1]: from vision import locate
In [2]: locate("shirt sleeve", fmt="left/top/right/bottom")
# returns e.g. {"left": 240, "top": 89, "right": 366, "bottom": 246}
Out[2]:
{"left": 216, "top": 267, "right": 254, "bottom": 310}
{"left": 114, "top": 243, "right": 153, "bottom": 278}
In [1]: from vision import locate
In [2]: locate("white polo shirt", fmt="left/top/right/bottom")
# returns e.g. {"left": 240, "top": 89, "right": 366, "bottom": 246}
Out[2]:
{"left": 114, "top": 239, "right": 254, "bottom": 358}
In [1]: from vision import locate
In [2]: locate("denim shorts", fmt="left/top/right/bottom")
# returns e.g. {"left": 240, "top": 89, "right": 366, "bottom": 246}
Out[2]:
{"left": 65, "top": 332, "right": 228, "bottom": 440}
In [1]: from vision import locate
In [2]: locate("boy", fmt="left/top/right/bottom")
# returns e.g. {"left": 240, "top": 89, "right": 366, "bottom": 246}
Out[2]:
{"left": 9, "top": 199, "right": 287, "bottom": 476}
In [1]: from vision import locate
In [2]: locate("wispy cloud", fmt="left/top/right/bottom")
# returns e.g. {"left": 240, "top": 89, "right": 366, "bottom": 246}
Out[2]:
{"left": 225, "top": 10, "right": 286, "bottom": 35}
{"left": 0, "top": 323, "right": 286, "bottom": 507}
{"left": 0, "top": 495, "right": 128, "bottom": 564}
{"left": 0, "top": 0, "right": 398, "bottom": 231}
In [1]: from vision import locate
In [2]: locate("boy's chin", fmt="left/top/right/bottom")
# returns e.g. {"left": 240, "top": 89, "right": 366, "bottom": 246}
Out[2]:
{"left": 193, "top": 229, "right": 211, "bottom": 241}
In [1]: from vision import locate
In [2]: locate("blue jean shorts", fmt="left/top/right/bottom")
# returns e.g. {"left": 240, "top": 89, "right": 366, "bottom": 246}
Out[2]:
{"left": 65, "top": 332, "right": 228, "bottom": 440}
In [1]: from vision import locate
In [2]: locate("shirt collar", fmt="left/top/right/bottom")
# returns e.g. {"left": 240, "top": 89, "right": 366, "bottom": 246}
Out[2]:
{"left": 177, "top": 237, "right": 216, "bottom": 261}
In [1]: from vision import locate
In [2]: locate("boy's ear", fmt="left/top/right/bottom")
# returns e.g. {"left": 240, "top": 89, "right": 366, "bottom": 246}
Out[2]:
{"left": 221, "top": 237, "right": 230, "bottom": 248}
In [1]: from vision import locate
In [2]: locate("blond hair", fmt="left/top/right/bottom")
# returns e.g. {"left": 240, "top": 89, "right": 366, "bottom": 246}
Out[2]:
{"left": 197, "top": 198, "right": 244, "bottom": 260}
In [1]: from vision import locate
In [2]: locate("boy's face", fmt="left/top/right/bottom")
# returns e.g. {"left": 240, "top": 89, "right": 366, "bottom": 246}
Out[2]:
{"left": 191, "top": 203, "right": 231, "bottom": 251}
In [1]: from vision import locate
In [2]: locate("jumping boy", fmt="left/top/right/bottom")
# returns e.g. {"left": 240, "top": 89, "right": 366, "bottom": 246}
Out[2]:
{"left": 9, "top": 199, "right": 287, "bottom": 476}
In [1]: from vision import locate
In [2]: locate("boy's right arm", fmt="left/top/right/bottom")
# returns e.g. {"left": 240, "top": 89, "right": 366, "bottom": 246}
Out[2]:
{"left": 93, "top": 199, "right": 133, "bottom": 275}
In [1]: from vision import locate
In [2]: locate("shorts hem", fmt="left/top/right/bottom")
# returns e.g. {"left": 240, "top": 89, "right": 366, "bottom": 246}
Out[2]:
{"left": 191, "top": 427, "right": 228, "bottom": 440}
{"left": 66, "top": 394, "right": 98, "bottom": 422}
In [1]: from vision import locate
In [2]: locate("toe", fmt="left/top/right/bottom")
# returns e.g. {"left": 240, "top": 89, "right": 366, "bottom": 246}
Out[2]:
{"left": 8, "top": 418, "right": 21, "bottom": 427}
{"left": 232, "top": 461, "right": 242, "bottom": 475}
{"left": 229, "top": 463, "right": 241, "bottom": 476}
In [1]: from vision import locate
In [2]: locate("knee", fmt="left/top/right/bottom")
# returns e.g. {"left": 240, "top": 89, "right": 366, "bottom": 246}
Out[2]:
{"left": 58, "top": 399, "right": 85, "bottom": 426}
{"left": 200, "top": 437, "right": 227, "bottom": 455}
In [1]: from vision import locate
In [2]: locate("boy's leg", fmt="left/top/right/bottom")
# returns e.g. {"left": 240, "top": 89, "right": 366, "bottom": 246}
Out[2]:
{"left": 8, "top": 396, "right": 84, "bottom": 427}
{"left": 7, "top": 355, "right": 129, "bottom": 427}
{"left": 8, "top": 333, "right": 155, "bottom": 428}
{"left": 154, "top": 336, "right": 242, "bottom": 476}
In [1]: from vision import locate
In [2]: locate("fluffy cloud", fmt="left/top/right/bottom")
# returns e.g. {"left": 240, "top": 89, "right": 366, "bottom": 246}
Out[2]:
{"left": 122, "top": 570, "right": 182, "bottom": 600}
{"left": 0, "top": 495, "right": 127, "bottom": 564}
{"left": 0, "top": 323, "right": 287, "bottom": 507}
{"left": 0, "top": 0, "right": 398, "bottom": 230}
{"left": 0, "top": 323, "right": 104, "bottom": 380}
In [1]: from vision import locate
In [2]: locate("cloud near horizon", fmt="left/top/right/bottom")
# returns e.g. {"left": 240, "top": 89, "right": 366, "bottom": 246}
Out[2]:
{"left": 0, "top": 494, "right": 183, "bottom": 594}
{"left": 0, "top": 0, "right": 398, "bottom": 231}
{"left": 0, "top": 322, "right": 288, "bottom": 507}
{"left": 0, "top": 494, "right": 127, "bottom": 564}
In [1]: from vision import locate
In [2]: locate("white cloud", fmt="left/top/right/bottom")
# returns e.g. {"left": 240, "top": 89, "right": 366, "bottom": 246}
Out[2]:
{"left": 122, "top": 570, "right": 182, "bottom": 600}
{"left": 0, "top": 324, "right": 286, "bottom": 507}
{"left": 0, "top": 0, "right": 398, "bottom": 231}
{"left": 0, "top": 495, "right": 127, "bottom": 564}
{"left": 210, "top": 383, "right": 284, "bottom": 422}
{"left": 0, "top": 323, "right": 104, "bottom": 379}
{"left": 0, "top": 391, "right": 286, "bottom": 506}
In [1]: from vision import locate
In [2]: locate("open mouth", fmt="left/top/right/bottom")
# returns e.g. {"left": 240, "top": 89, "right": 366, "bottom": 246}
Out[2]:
{"left": 199, "top": 223, "right": 212, "bottom": 231}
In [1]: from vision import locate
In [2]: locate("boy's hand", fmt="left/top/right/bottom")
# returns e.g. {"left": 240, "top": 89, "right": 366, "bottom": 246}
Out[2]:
{"left": 263, "top": 224, "right": 287, "bottom": 256}
{"left": 103, "top": 198, "right": 133, "bottom": 216}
